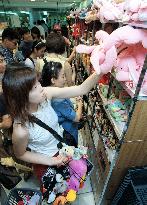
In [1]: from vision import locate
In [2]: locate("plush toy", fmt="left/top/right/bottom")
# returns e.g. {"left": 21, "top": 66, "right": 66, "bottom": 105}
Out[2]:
{"left": 59, "top": 143, "right": 74, "bottom": 158}
{"left": 59, "top": 143, "right": 88, "bottom": 160}
{"left": 52, "top": 190, "right": 77, "bottom": 205}
{"left": 123, "top": 0, "right": 147, "bottom": 22}
{"left": 73, "top": 145, "right": 88, "bottom": 160}
{"left": 67, "top": 158, "right": 87, "bottom": 191}
{"left": 103, "top": 25, "right": 147, "bottom": 52}
{"left": 85, "top": 9, "right": 99, "bottom": 24}
{"left": 76, "top": 30, "right": 117, "bottom": 75}
{"left": 47, "top": 175, "right": 68, "bottom": 203}
{"left": 99, "top": 1, "right": 123, "bottom": 23}
{"left": 114, "top": 43, "right": 147, "bottom": 93}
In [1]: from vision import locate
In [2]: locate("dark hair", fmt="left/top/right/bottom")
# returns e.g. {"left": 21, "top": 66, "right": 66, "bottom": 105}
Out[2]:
{"left": 37, "top": 20, "right": 41, "bottom": 25}
{"left": 20, "top": 27, "right": 30, "bottom": 38}
{"left": 2, "top": 28, "right": 19, "bottom": 41}
{"left": 46, "top": 33, "right": 65, "bottom": 54}
{"left": 0, "top": 51, "right": 4, "bottom": 57}
{"left": 41, "top": 20, "right": 45, "bottom": 24}
{"left": 31, "top": 40, "right": 46, "bottom": 53}
{"left": 41, "top": 61, "right": 62, "bottom": 87}
{"left": 2, "top": 63, "right": 37, "bottom": 123}
{"left": 31, "top": 26, "right": 41, "bottom": 39}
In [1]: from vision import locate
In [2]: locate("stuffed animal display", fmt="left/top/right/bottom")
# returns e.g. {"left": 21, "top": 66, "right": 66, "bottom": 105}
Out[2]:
{"left": 102, "top": 25, "right": 147, "bottom": 94}
{"left": 84, "top": 0, "right": 147, "bottom": 25}
{"left": 76, "top": 24, "right": 147, "bottom": 94}
{"left": 76, "top": 30, "right": 117, "bottom": 75}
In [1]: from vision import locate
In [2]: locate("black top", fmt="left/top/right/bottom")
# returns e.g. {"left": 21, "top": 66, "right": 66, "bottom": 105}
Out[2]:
{"left": 0, "top": 94, "right": 8, "bottom": 117}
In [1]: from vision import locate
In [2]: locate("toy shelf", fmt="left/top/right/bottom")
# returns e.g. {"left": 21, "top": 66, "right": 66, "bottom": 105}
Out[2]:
{"left": 97, "top": 88, "right": 125, "bottom": 139}
{"left": 111, "top": 72, "right": 147, "bottom": 100}
{"left": 84, "top": 95, "right": 117, "bottom": 163}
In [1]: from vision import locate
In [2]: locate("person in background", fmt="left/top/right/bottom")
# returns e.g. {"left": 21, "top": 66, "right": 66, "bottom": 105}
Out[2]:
{"left": 36, "top": 33, "right": 74, "bottom": 86}
{"left": 41, "top": 20, "right": 48, "bottom": 38}
{"left": 0, "top": 52, "right": 12, "bottom": 131}
{"left": 0, "top": 28, "right": 19, "bottom": 64}
{"left": 36, "top": 20, "right": 45, "bottom": 40}
{"left": 53, "top": 24, "right": 71, "bottom": 46}
{"left": 104, "top": 22, "right": 119, "bottom": 34}
{"left": 0, "top": 52, "right": 6, "bottom": 74}
{"left": 25, "top": 41, "right": 46, "bottom": 69}
{"left": 19, "top": 27, "right": 33, "bottom": 59}
{"left": 31, "top": 27, "right": 41, "bottom": 41}
{"left": 41, "top": 61, "right": 83, "bottom": 145}
{"left": 0, "top": 52, "right": 6, "bottom": 92}
{"left": 0, "top": 94, "right": 12, "bottom": 130}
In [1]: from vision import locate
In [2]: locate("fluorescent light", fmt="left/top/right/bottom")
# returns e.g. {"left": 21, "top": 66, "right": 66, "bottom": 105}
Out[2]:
{"left": 30, "top": 0, "right": 35, "bottom": 1}
{"left": 20, "top": 11, "right": 30, "bottom": 14}
{"left": 43, "top": 11, "right": 48, "bottom": 15}
{"left": 0, "top": 11, "right": 17, "bottom": 15}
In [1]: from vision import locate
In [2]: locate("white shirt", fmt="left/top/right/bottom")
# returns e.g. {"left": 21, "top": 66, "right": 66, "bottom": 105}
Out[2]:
{"left": 26, "top": 100, "right": 64, "bottom": 157}
{"left": 25, "top": 58, "right": 36, "bottom": 69}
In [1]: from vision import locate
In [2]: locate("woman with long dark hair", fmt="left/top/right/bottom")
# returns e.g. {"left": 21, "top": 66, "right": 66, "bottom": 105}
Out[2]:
{"left": 2, "top": 62, "right": 102, "bottom": 179}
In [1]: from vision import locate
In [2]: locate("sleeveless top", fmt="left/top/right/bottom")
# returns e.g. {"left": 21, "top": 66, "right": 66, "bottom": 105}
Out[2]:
{"left": 36, "top": 53, "right": 67, "bottom": 73}
{"left": 16, "top": 100, "right": 64, "bottom": 157}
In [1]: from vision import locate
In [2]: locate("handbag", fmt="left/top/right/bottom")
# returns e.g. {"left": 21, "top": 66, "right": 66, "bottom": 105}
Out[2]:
{"left": 30, "top": 115, "right": 77, "bottom": 147}
{"left": 0, "top": 164, "right": 22, "bottom": 190}
{"left": 0, "top": 131, "right": 22, "bottom": 189}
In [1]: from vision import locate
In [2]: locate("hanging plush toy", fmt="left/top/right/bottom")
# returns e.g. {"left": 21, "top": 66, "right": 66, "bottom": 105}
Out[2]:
{"left": 72, "top": 23, "right": 80, "bottom": 38}
{"left": 76, "top": 30, "right": 117, "bottom": 75}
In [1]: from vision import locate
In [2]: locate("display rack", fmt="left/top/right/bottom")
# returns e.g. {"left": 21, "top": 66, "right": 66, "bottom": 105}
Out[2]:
{"left": 74, "top": 19, "right": 147, "bottom": 205}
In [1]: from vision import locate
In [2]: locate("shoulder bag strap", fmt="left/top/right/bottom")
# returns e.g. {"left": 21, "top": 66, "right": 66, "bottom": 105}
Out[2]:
{"left": 28, "top": 57, "right": 35, "bottom": 66}
{"left": 30, "top": 115, "right": 64, "bottom": 143}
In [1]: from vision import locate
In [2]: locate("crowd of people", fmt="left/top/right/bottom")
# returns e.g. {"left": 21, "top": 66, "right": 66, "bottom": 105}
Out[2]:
{"left": 0, "top": 20, "right": 104, "bottom": 191}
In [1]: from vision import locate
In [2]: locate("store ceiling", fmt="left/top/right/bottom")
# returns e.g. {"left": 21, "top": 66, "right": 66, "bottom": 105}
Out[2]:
{"left": 0, "top": 0, "right": 82, "bottom": 10}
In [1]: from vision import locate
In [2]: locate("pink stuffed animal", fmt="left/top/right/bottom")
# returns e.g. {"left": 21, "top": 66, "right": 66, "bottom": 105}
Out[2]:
{"left": 115, "top": 43, "right": 147, "bottom": 93}
{"left": 76, "top": 30, "right": 117, "bottom": 74}
{"left": 123, "top": 0, "right": 147, "bottom": 22}
{"left": 103, "top": 25, "right": 147, "bottom": 52}
{"left": 99, "top": 1, "right": 123, "bottom": 23}
{"left": 67, "top": 158, "right": 87, "bottom": 192}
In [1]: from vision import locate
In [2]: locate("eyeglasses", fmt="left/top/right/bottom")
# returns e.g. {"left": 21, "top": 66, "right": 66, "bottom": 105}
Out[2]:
{"left": 11, "top": 40, "right": 18, "bottom": 46}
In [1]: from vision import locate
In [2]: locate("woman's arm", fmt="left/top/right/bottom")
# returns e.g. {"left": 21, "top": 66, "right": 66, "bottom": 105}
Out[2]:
{"left": 13, "top": 125, "right": 67, "bottom": 166}
{"left": 45, "top": 72, "right": 103, "bottom": 99}
{"left": 64, "top": 61, "right": 74, "bottom": 86}
{"left": 74, "top": 98, "right": 83, "bottom": 122}
{"left": 67, "top": 47, "right": 76, "bottom": 64}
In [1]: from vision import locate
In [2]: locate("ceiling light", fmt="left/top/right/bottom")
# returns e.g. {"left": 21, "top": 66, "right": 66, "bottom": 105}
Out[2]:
{"left": 20, "top": 11, "right": 30, "bottom": 14}
{"left": 30, "top": 0, "right": 36, "bottom": 2}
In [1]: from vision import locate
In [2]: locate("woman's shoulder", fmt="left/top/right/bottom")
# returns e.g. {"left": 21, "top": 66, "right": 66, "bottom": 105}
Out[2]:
{"left": 13, "top": 123, "right": 29, "bottom": 140}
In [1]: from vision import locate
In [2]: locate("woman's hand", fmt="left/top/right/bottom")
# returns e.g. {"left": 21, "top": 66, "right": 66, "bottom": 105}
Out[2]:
{"left": 54, "top": 155, "right": 70, "bottom": 167}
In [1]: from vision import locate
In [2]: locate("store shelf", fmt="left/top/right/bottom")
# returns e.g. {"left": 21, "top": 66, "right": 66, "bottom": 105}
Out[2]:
{"left": 102, "top": 137, "right": 116, "bottom": 163}
{"left": 97, "top": 88, "right": 125, "bottom": 139}
{"left": 111, "top": 73, "right": 147, "bottom": 100}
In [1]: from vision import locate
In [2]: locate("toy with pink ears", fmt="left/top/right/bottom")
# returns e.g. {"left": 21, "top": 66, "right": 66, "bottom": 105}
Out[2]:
{"left": 76, "top": 30, "right": 117, "bottom": 75}
{"left": 102, "top": 25, "right": 147, "bottom": 94}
